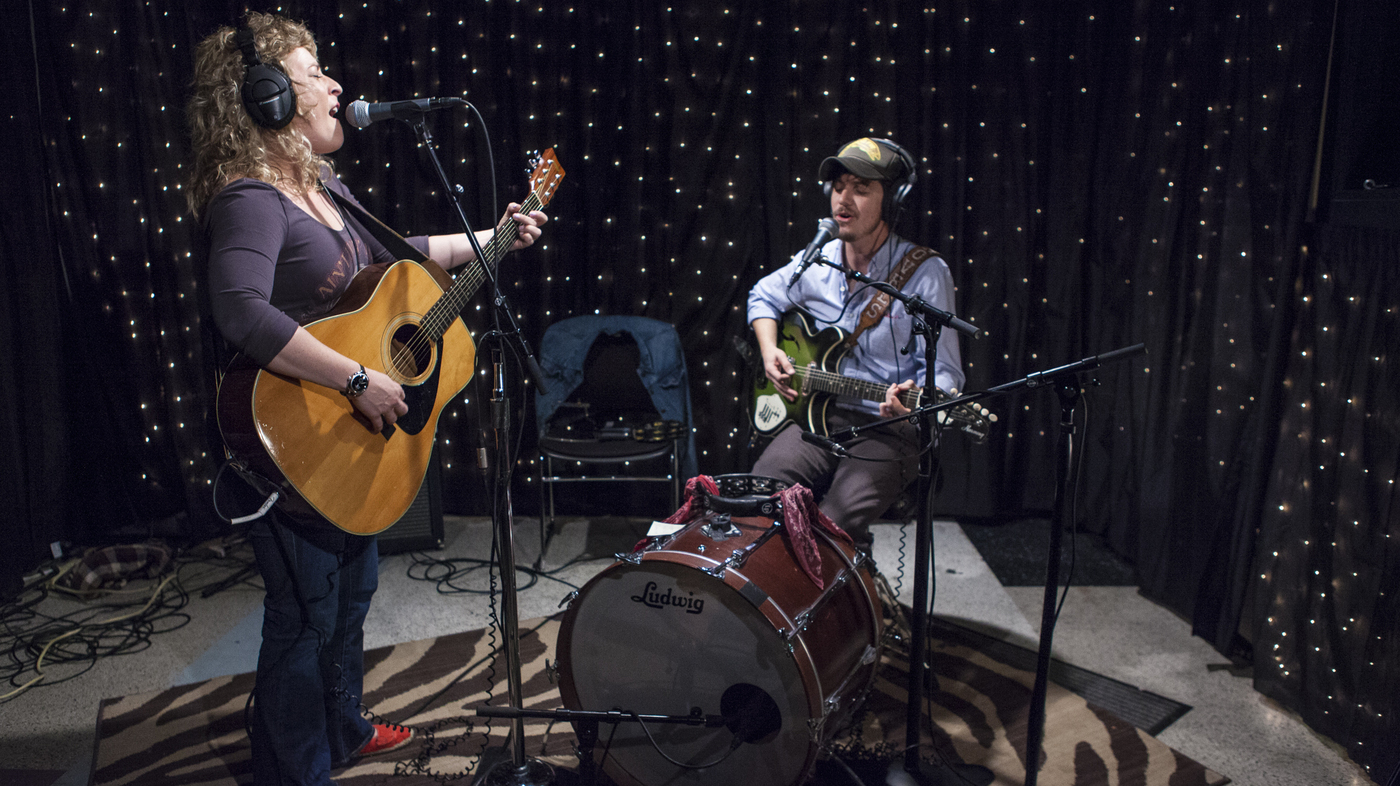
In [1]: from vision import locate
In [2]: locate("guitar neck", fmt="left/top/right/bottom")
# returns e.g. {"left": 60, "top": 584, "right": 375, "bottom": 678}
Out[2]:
{"left": 791, "top": 365, "right": 924, "bottom": 409}
{"left": 419, "top": 189, "right": 546, "bottom": 341}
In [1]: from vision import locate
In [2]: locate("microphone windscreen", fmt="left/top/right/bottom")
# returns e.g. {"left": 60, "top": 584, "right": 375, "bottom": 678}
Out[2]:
{"left": 347, "top": 100, "right": 371, "bottom": 129}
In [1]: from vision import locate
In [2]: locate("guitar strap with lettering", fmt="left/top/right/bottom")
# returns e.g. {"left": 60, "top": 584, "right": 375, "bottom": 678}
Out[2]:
{"left": 327, "top": 187, "right": 434, "bottom": 266}
{"left": 842, "top": 244, "right": 939, "bottom": 348}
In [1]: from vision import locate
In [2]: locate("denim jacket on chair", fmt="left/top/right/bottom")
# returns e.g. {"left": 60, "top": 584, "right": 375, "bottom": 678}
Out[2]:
{"left": 535, "top": 315, "right": 698, "bottom": 479}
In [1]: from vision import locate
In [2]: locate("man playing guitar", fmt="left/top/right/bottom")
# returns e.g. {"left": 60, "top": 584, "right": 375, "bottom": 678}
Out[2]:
{"left": 747, "top": 137, "right": 965, "bottom": 555}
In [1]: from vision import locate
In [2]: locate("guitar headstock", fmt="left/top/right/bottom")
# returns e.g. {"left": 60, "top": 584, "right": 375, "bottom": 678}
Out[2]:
{"left": 528, "top": 148, "right": 565, "bottom": 208}
{"left": 932, "top": 388, "right": 997, "bottom": 444}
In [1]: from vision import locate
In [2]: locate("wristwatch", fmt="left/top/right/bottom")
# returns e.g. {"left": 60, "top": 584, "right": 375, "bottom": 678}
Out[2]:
{"left": 343, "top": 364, "right": 369, "bottom": 398}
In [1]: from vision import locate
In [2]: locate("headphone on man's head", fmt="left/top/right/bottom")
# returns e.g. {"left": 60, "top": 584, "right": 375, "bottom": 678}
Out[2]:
{"left": 877, "top": 138, "right": 918, "bottom": 220}
{"left": 822, "top": 138, "right": 918, "bottom": 225}
{"left": 234, "top": 27, "right": 296, "bottom": 129}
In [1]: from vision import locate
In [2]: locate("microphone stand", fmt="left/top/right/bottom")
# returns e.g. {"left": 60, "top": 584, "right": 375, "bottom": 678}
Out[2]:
{"left": 408, "top": 117, "right": 551, "bottom": 785}
{"left": 983, "top": 344, "right": 1145, "bottom": 786}
{"left": 476, "top": 706, "right": 728, "bottom": 786}
{"left": 821, "top": 339, "right": 1145, "bottom": 786}
{"left": 813, "top": 259, "right": 988, "bottom": 786}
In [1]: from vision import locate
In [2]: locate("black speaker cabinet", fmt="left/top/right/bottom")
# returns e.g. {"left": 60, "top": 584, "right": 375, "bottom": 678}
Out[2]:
{"left": 1324, "top": 0, "right": 1400, "bottom": 228}
{"left": 377, "top": 445, "right": 445, "bottom": 555}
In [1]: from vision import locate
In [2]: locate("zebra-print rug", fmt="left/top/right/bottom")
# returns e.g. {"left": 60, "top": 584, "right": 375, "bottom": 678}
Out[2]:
{"left": 93, "top": 614, "right": 1228, "bottom": 786}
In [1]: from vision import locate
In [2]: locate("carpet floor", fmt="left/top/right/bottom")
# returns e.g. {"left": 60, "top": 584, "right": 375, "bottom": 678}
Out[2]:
{"left": 93, "top": 610, "right": 1226, "bottom": 786}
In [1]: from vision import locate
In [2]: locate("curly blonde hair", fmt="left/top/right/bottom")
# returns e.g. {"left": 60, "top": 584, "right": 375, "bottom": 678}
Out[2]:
{"left": 185, "top": 12, "right": 332, "bottom": 218}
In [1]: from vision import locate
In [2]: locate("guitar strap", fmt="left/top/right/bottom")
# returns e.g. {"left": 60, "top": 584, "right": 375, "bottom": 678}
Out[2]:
{"left": 326, "top": 187, "right": 435, "bottom": 265}
{"left": 843, "top": 244, "right": 939, "bottom": 348}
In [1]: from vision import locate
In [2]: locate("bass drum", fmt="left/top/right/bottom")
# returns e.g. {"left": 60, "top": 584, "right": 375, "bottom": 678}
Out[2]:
{"left": 556, "top": 476, "right": 882, "bottom": 786}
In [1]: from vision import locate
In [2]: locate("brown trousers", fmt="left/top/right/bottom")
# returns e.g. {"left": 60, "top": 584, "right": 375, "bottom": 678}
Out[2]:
{"left": 751, "top": 409, "right": 920, "bottom": 549}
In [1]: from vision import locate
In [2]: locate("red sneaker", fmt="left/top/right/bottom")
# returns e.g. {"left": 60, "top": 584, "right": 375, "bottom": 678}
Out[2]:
{"left": 357, "top": 723, "right": 415, "bottom": 757}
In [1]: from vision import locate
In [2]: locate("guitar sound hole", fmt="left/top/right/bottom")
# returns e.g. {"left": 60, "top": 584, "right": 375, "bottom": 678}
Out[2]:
{"left": 389, "top": 324, "right": 432, "bottom": 378}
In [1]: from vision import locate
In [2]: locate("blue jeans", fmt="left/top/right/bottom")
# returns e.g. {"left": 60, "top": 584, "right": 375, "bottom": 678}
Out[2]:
{"left": 248, "top": 511, "right": 377, "bottom": 785}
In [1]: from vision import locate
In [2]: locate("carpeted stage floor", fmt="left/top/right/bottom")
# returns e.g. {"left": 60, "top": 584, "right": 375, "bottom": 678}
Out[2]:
{"left": 93, "top": 610, "right": 1226, "bottom": 786}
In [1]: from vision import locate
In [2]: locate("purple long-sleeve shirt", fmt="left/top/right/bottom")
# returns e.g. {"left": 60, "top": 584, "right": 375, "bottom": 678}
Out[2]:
{"left": 205, "top": 171, "right": 429, "bottom": 366}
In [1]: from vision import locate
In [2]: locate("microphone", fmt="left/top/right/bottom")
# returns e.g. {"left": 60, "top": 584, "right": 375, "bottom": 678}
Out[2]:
{"left": 800, "top": 429, "right": 848, "bottom": 457}
{"left": 346, "top": 97, "right": 468, "bottom": 129}
{"left": 788, "top": 218, "right": 839, "bottom": 286}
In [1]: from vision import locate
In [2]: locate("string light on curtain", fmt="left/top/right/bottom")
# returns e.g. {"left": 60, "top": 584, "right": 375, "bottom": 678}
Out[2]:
{"left": 27, "top": 2, "right": 1396, "bottom": 772}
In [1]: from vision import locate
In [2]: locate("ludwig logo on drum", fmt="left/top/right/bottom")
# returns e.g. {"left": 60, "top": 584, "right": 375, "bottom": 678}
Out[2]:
{"left": 631, "top": 582, "right": 705, "bottom": 615}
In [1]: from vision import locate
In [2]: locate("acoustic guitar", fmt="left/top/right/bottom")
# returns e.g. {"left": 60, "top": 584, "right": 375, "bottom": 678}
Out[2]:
{"left": 217, "top": 149, "right": 564, "bottom": 535}
{"left": 752, "top": 309, "right": 995, "bottom": 441}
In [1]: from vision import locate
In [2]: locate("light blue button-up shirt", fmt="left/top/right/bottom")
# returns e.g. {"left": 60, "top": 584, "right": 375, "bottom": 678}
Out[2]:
{"left": 747, "top": 233, "right": 966, "bottom": 416}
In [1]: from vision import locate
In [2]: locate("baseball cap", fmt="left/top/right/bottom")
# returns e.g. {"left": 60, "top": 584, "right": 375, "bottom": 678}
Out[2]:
{"left": 817, "top": 137, "right": 908, "bottom": 183}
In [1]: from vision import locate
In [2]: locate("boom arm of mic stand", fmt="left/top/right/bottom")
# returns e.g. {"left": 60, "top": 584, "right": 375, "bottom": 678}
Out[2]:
{"left": 477, "top": 706, "right": 728, "bottom": 786}
{"left": 826, "top": 342, "right": 1147, "bottom": 444}
{"left": 832, "top": 261, "right": 981, "bottom": 339}
{"left": 476, "top": 705, "right": 726, "bottom": 727}
{"left": 1000, "top": 343, "right": 1147, "bottom": 392}
{"left": 410, "top": 119, "right": 550, "bottom": 394}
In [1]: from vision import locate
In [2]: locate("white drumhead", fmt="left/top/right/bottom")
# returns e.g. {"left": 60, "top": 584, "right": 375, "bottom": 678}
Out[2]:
{"left": 562, "top": 558, "right": 815, "bottom": 785}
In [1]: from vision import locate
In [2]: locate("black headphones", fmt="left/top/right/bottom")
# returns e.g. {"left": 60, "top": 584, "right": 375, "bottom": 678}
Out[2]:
{"left": 822, "top": 138, "right": 918, "bottom": 224}
{"left": 235, "top": 27, "right": 296, "bottom": 129}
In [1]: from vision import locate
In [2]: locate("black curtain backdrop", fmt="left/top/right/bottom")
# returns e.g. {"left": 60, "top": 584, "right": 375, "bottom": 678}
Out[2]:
{"left": 2, "top": 0, "right": 1395, "bottom": 777}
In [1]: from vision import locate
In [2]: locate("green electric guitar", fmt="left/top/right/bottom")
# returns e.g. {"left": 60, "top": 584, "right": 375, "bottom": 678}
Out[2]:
{"left": 752, "top": 310, "right": 995, "bottom": 441}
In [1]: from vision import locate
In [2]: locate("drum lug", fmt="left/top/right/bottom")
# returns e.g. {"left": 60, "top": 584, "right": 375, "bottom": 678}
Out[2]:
{"left": 802, "top": 644, "right": 879, "bottom": 745}
{"left": 616, "top": 550, "right": 644, "bottom": 565}
{"left": 822, "top": 644, "right": 880, "bottom": 724}
{"left": 786, "top": 563, "right": 858, "bottom": 642}
{"left": 708, "top": 517, "right": 784, "bottom": 583}
{"left": 559, "top": 589, "right": 579, "bottom": 609}
{"left": 810, "top": 693, "right": 844, "bottom": 743}
{"left": 544, "top": 658, "right": 559, "bottom": 684}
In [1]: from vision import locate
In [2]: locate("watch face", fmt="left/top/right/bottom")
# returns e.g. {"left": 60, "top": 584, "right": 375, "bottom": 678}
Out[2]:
{"left": 347, "top": 367, "right": 369, "bottom": 397}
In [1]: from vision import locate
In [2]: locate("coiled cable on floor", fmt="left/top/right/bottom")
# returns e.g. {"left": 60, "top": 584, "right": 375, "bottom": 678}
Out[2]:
{"left": 0, "top": 536, "right": 256, "bottom": 702}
